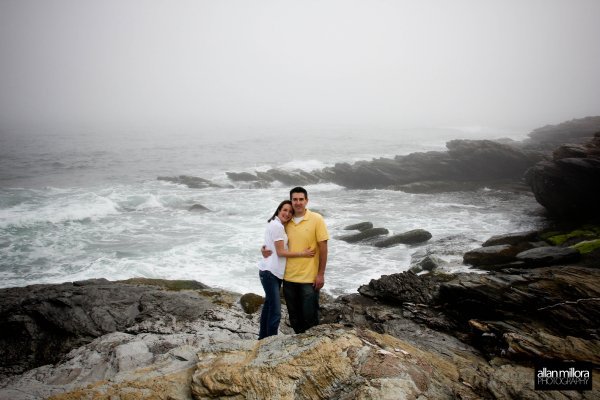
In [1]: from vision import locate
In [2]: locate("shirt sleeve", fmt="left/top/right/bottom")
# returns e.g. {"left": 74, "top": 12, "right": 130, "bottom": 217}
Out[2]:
{"left": 270, "top": 221, "right": 286, "bottom": 242}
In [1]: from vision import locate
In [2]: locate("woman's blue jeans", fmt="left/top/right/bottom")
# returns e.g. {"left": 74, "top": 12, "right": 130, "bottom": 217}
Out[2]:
{"left": 258, "top": 270, "right": 282, "bottom": 339}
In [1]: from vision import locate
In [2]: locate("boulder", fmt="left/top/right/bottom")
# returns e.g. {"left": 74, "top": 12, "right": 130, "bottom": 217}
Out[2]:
{"left": 373, "top": 229, "right": 432, "bottom": 247}
{"left": 343, "top": 221, "right": 373, "bottom": 231}
{"left": 239, "top": 293, "right": 264, "bottom": 314}
{"left": 358, "top": 272, "right": 441, "bottom": 305}
{"left": 463, "top": 245, "right": 521, "bottom": 266}
{"left": 0, "top": 279, "right": 220, "bottom": 377}
{"left": 525, "top": 132, "right": 600, "bottom": 219}
{"left": 338, "top": 227, "right": 389, "bottom": 243}
{"left": 515, "top": 246, "right": 581, "bottom": 266}
{"left": 188, "top": 203, "right": 210, "bottom": 212}
{"left": 482, "top": 231, "right": 540, "bottom": 247}
{"left": 409, "top": 255, "right": 445, "bottom": 274}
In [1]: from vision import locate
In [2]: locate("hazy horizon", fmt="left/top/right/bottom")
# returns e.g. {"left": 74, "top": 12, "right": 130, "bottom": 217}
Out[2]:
{"left": 1, "top": 0, "right": 600, "bottom": 137}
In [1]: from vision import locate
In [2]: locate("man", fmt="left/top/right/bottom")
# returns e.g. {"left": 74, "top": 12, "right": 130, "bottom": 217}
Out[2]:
{"left": 263, "top": 186, "right": 329, "bottom": 334}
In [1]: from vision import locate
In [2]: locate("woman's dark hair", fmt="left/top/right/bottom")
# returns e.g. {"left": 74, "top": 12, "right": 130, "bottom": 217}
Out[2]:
{"left": 268, "top": 200, "right": 293, "bottom": 222}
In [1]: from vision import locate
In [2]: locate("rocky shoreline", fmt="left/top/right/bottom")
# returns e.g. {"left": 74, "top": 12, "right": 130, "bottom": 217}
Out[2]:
{"left": 1, "top": 234, "right": 598, "bottom": 399}
{"left": 2, "top": 117, "right": 600, "bottom": 399}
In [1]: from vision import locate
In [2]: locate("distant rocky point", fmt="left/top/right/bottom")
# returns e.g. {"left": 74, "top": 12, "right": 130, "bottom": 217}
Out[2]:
{"left": 210, "top": 116, "right": 600, "bottom": 194}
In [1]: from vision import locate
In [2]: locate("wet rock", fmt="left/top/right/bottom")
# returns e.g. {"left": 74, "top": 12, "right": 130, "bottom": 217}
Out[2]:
{"left": 515, "top": 246, "right": 581, "bottom": 266}
{"left": 409, "top": 255, "right": 446, "bottom": 274}
{"left": 482, "top": 231, "right": 540, "bottom": 247}
{"left": 188, "top": 203, "right": 210, "bottom": 212}
{"left": 463, "top": 245, "right": 522, "bottom": 266}
{"left": 445, "top": 139, "right": 536, "bottom": 181}
{"left": 226, "top": 172, "right": 258, "bottom": 181}
{"left": 255, "top": 171, "right": 276, "bottom": 182}
{"left": 239, "top": 293, "right": 264, "bottom": 314}
{"left": 526, "top": 157, "right": 600, "bottom": 219}
{"left": 318, "top": 139, "right": 539, "bottom": 191}
{"left": 119, "top": 278, "right": 210, "bottom": 291}
{"left": 358, "top": 271, "right": 441, "bottom": 305}
{"left": 553, "top": 143, "right": 589, "bottom": 159}
{"left": 373, "top": 229, "right": 432, "bottom": 247}
{"left": 157, "top": 175, "right": 223, "bottom": 189}
{"left": 260, "top": 169, "right": 319, "bottom": 185}
{"left": 338, "top": 227, "right": 389, "bottom": 243}
{"left": 525, "top": 132, "right": 600, "bottom": 219}
{"left": 343, "top": 221, "right": 373, "bottom": 231}
{"left": 438, "top": 266, "right": 600, "bottom": 363}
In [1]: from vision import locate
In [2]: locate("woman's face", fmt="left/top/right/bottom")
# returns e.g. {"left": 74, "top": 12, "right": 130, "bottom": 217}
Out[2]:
{"left": 278, "top": 204, "right": 293, "bottom": 223}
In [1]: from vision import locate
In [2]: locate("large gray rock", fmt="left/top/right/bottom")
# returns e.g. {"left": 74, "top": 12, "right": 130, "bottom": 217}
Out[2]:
{"left": 318, "top": 139, "right": 538, "bottom": 190}
{"left": 355, "top": 266, "right": 600, "bottom": 366}
{"left": 226, "top": 171, "right": 258, "bottom": 181}
{"left": 516, "top": 246, "right": 581, "bottom": 266}
{"left": 482, "top": 231, "right": 540, "bottom": 247}
{"left": 343, "top": 221, "right": 373, "bottom": 231}
{"left": 373, "top": 229, "right": 432, "bottom": 247}
{"left": 0, "top": 279, "right": 218, "bottom": 377}
{"left": 525, "top": 132, "right": 600, "bottom": 219}
{"left": 463, "top": 244, "right": 521, "bottom": 266}
{"left": 522, "top": 116, "right": 600, "bottom": 151}
{"left": 338, "top": 227, "right": 389, "bottom": 243}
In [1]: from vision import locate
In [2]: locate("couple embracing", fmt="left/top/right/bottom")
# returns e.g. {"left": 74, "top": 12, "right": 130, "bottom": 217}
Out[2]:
{"left": 258, "top": 186, "right": 329, "bottom": 339}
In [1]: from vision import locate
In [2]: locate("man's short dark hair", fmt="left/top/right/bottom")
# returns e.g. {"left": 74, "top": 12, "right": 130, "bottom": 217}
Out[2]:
{"left": 289, "top": 186, "right": 308, "bottom": 200}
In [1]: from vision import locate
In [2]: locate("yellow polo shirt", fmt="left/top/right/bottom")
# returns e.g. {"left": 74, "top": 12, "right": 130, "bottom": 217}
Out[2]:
{"left": 284, "top": 209, "right": 329, "bottom": 283}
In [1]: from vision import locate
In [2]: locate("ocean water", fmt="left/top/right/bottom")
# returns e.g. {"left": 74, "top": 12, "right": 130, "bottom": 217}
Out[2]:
{"left": 0, "top": 128, "right": 545, "bottom": 296}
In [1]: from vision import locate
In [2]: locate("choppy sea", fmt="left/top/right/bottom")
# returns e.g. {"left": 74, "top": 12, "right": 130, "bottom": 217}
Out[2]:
{"left": 0, "top": 127, "right": 546, "bottom": 296}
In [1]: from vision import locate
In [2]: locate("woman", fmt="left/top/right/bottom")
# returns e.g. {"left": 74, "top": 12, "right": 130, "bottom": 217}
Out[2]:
{"left": 258, "top": 200, "right": 314, "bottom": 339}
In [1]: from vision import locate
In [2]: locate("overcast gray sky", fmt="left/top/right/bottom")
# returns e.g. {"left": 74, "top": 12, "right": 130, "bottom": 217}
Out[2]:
{"left": 1, "top": 0, "right": 599, "bottom": 135}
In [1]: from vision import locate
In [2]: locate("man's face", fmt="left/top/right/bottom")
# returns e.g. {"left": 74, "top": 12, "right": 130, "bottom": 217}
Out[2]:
{"left": 291, "top": 192, "right": 308, "bottom": 215}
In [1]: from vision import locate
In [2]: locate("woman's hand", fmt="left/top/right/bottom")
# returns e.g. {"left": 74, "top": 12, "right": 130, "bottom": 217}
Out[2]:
{"left": 301, "top": 248, "right": 315, "bottom": 257}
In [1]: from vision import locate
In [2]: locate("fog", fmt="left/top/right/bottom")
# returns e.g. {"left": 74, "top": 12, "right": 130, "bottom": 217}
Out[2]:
{"left": 1, "top": 0, "right": 600, "bottom": 137}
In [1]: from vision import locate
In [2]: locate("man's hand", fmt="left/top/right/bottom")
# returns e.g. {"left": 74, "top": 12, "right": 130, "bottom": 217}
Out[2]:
{"left": 313, "top": 273, "right": 325, "bottom": 291}
{"left": 261, "top": 245, "right": 272, "bottom": 259}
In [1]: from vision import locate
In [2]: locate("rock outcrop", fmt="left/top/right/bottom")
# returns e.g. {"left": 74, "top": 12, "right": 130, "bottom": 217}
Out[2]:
{"left": 158, "top": 175, "right": 225, "bottom": 189}
{"left": 2, "top": 264, "right": 599, "bottom": 398}
{"left": 190, "top": 324, "right": 488, "bottom": 400}
{"left": 525, "top": 132, "right": 600, "bottom": 219}
{"left": 522, "top": 116, "right": 600, "bottom": 151}
{"left": 198, "top": 117, "right": 600, "bottom": 194}
{"left": 0, "top": 278, "right": 217, "bottom": 378}
{"left": 352, "top": 266, "right": 600, "bottom": 366}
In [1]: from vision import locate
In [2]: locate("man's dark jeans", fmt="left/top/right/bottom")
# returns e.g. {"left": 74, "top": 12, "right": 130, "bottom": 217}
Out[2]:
{"left": 258, "top": 270, "right": 282, "bottom": 339}
{"left": 283, "top": 280, "right": 319, "bottom": 334}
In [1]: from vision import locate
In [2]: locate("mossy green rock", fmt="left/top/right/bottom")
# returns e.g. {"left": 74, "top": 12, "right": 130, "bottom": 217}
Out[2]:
{"left": 543, "top": 225, "right": 600, "bottom": 246}
{"left": 572, "top": 239, "right": 600, "bottom": 254}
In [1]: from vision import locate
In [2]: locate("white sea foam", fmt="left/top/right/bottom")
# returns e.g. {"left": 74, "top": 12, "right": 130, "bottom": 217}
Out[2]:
{"left": 0, "top": 132, "right": 547, "bottom": 293}
{"left": 0, "top": 191, "right": 119, "bottom": 228}
{"left": 279, "top": 159, "right": 330, "bottom": 172}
